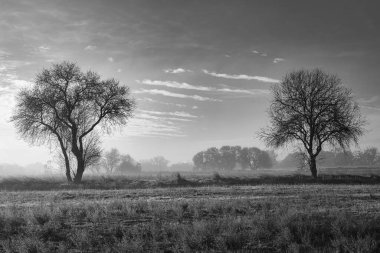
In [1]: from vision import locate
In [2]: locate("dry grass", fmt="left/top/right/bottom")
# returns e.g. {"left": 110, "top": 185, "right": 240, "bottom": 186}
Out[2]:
{"left": 0, "top": 170, "right": 379, "bottom": 252}
{"left": 0, "top": 169, "right": 380, "bottom": 191}
{"left": 0, "top": 184, "right": 379, "bottom": 252}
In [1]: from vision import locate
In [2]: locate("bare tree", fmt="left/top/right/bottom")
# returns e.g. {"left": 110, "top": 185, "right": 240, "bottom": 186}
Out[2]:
{"left": 141, "top": 156, "right": 169, "bottom": 171}
{"left": 11, "top": 62, "right": 135, "bottom": 183}
{"left": 260, "top": 69, "right": 365, "bottom": 178}
{"left": 103, "top": 148, "right": 121, "bottom": 174}
{"left": 355, "top": 147, "right": 380, "bottom": 166}
{"left": 82, "top": 132, "right": 102, "bottom": 170}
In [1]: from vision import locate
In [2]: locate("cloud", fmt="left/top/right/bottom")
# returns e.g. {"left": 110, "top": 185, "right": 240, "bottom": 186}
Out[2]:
{"left": 137, "top": 97, "right": 187, "bottom": 108}
{"left": 357, "top": 96, "right": 379, "bottom": 105}
{"left": 164, "top": 68, "right": 191, "bottom": 74}
{"left": 133, "top": 89, "right": 222, "bottom": 102}
{"left": 139, "top": 109, "right": 198, "bottom": 118}
{"left": 84, "top": 45, "right": 97, "bottom": 50}
{"left": 139, "top": 79, "right": 211, "bottom": 91}
{"left": 38, "top": 45, "right": 50, "bottom": 52}
{"left": 126, "top": 117, "right": 187, "bottom": 137}
{"left": 202, "top": 70, "right": 280, "bottom": 83}
{"left": 107, "top": 57, "right": 114, "bottom": 62}
{"left": 252, "top": 50, "right": 267, "bottom": 57}
{"left": 0, "top": 61, "right": 32, "bottom": 95}
{"left": 357, "top": 96, "right": 380, "bottom": 112}
{"left": 218, "top": 88, "right": 270, "bottom": 95}
{"left": 126, "top": 108, "right": 198, "bottom": 137}
{"left": 136, "top": 113, "right": 193, "bottom": 122}
{"left": 273, "top": 58, "right": 285, "bottom": 63}
{"left": 360, "top": 105, "right": 380, "bottom": 111}
{"left": 139, "top": 79, "right": 271, "bottom": 96}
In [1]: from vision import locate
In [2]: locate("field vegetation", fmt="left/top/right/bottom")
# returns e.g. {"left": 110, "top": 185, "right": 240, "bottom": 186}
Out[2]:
{"left": 0, "top": 168, "right": 380, "bottom": 191}
{"left": 0, "top": 170, "right": 379, "bottom": 252}
{"left": 0, "top": 182, "right": 379, "bottom": 252}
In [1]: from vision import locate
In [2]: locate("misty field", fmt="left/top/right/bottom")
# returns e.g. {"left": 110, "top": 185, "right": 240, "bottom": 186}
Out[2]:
{"left": 0, "top": 175, "right": 380, "bottom": 252}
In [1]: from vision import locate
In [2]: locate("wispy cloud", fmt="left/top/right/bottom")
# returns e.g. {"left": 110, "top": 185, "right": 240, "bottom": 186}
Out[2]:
{"left": 136, "top": 113, "right": 193, "bottom": 122}
{"left": 85, "top": 45, "right": 97, "bottom": 51}
{"left": 218, "top": 88, "right": 270, "bottom": 95}
{"left": 357, "top": 96, "right": 379, "bottom": 105}
{"left": 164, "top": 68, "right": 192, "bottom": 74}
{"left": 137, "top": 97, "right": 187, "bottom": 108}
{"left": 138, "top": 79, "right": 211, "bottom": 91}
{"left": 357, "top": 96, "right": 380, "bottom": 112}
{"left": 0, "top": 61, "right": 32, "bottom": 95}
{"left": 38, "top": 45, "right": 50, "bottom": 52}
{"left": 126, "top": 117, "right": 187, "bottom": 137}
{"left": 139, "top": 79, "right": 271, "bottom": 96}
{"left": 358, "top": 96, "right": 380, "bottom": 112}
{"left": 360, "top": 105, "right": 380, "bottom": 111}
{"left": 202, "top": 70, "right": 280, "bottom": 83}
{"left": 126, "top": 108, "right": 198, "bottom": 137}
{"left": 139, "top": 109, "right": 198, "bottom": 118}
{"left": 273, "top": 58, "right": 285, "bottom": 63}
{"left": 133, "top": 89, "right": 222, "bottom": 102}
{"left": 252, "top": 50, "right": 267, "bottom": 57}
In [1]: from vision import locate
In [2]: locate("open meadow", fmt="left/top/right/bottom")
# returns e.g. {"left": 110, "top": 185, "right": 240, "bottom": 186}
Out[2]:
{"left": 2, "top": 1, "right": 380, "bottom": 252}
{"left": 0, "top": 170, "right": 380, "bottom": 252}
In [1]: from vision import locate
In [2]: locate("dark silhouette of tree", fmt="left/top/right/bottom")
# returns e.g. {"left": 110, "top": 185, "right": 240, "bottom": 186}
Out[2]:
{"left": 261, "top": 69, "right": 365, "bottom": 178}
{"left": 193, "top": 151, "right": 206, "bottom": 170}
{"left": 258, "top": 150, "right": 273, "bottom": 169}
{"left": 11, "top": 62, "right": 135, "bottom": 183}
{"left": 220, "top": 146, "right": 237, "bottom": 170}
{"left": 204, "top": 147, "right": 221, "bottom": 170}
{"left": 241, "top": 147, "right": 261, "bottom": 170}
{"left": 240, "top": 147, "right": 272, "bottom": 170}
{"left": 192, "top": 146, "right": 273, "bottom": 171}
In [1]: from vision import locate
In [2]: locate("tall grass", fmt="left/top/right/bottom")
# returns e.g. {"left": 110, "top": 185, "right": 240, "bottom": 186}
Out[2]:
{"left": 0, "top": 198, "right": 378, "bottom": 252}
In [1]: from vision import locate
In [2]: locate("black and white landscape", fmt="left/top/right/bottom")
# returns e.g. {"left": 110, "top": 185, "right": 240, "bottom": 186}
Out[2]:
{"left": 0, "top": 0, "right": 380, "bottom": 252}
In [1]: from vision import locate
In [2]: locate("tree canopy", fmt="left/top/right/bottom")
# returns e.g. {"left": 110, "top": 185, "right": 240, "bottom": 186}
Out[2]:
{"left": 11, "top": 62, "right": 135, "bottom": 182}
{"left": 261, "top": 69, "right": 365, "bottom": 178}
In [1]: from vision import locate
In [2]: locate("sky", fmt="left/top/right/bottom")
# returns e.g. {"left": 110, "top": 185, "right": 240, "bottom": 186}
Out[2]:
{"left": 1, "top": 0, "right": 380, "bottom": 165}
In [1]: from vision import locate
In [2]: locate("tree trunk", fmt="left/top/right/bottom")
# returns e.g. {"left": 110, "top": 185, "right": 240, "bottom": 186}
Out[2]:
{"left": 309, "top": 156, "right": 318, "bottom": 178}
{"left": 73, "top": 156, "right": 85, "bottom": 183}
{"left": 57, "top": 137, "right": 72, "bottom": 182}
{"left": 64, "top": 155, "right": 72, "bottom": 182}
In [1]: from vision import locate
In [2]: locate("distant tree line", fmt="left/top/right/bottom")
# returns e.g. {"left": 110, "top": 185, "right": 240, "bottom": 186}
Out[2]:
{"left": 140, "top": 156, "right": 193, "bottom": 171}
{"left": 90, "top": 148, "right": 141, "bottom": 174}
{"left": 278, "top": 147, "right": 380, "bottom": 169}
{"left": 193, "top": 146, "right": 274, "bottom": 171}
{"left": 89, "top": 150, "right": 194, "bottom": 173}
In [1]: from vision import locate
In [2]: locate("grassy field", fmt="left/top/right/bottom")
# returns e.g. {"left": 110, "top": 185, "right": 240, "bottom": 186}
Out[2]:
{"left": 0, "top": 179, "right": 380, "bottom": 252}
{"left": 1, "top": 168, "right": 380, "bottom": 191}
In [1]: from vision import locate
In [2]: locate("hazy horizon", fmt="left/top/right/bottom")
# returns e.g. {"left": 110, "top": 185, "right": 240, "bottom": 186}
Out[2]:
{"left": 1, "top": 0, "right": 380, "bottom": 166}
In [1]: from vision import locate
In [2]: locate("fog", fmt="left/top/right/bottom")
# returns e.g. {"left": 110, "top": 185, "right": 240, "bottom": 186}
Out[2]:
{"left": 0, "top": 162, "right": 47, "bottom": 177}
